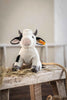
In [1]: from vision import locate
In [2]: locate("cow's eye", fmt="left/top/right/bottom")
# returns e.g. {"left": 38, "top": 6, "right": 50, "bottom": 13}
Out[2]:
{"left": 32, "top": 36, "right": 34, "bottom": 39}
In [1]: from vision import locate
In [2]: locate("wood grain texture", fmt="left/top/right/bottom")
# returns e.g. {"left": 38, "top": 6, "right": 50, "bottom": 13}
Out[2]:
{"left": 30, "top": 85, "right": 35, "bottom": 100}
{"left": 0, "top": 68, "right": 66, "bottom": 90}
{"left": 30, "top": 84, "right": 42, "bottom": 100}
{"left": 0, "top": 89, "right": 9, "bottom": 100}
{"left": 50, "top": 81, "right": 58, "bottom": 95}
{"left": 53, "top": 95, "right": 67, "bottom": 100}
{"left": 56, "top": 80, "right": 66, "bottom": 97}
{"left": 10, "top": 86, "right": 30, "bottom": 100}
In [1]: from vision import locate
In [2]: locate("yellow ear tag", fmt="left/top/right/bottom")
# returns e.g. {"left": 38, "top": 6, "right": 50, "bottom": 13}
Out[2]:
{"left": 39, "top": 40, "right": 46, "bottom": 45}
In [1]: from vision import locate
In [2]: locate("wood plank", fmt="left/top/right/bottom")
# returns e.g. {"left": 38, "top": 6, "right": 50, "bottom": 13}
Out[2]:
{"left": 62, "top": 97, "right": 67, "bottom": 100}
{"left": 53, "top": 95, "right": 67, "bottom": 100}
{"left": 50, "top": 81, "right": 58, "bottom": 95}
{"left": 53, "top": 95, "right": 62, "bottom": 100}
{"left": 56, "top": 80, "right": 66, "bottom": 97}
{"left": 30, "top": 85, "right": 35, "bottom": 100}
{"left": 3, "top": 46, "right": 7, "bottom": 67}
{"left": 0, "top": 43, "right": 67, "bottom": 48}
{"left": 30, "top": 84, "right": 42, "bottom": 100}
{"left": 0, "top": 48, "right": 2, "bottom": 66}
{"left": 45, "top": 45, "right": 48, "bottom": 63}
{"left": 0, "top": 89, "right": 9, "bottom": 100}
{"left": 40, "top": 47, "right": 43, "bottom": 62}
{"left": 0, "top": 69, "right": 66, "bottom": 90}
{"left": 42, "top": 82, "right": 53, "bottom": 96}
{"left": 63, "top": 46, "right": 66, "bottom": 67}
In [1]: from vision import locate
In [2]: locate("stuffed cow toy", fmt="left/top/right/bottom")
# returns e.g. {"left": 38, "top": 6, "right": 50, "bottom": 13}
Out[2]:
{"left": 10, "top": 29, "right": 46, "bottom": 72}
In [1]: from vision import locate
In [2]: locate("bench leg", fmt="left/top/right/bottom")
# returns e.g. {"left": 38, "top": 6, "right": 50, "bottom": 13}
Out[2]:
{"left": 51, "top": 80, "right": 67, "bottom": 100}
{"left": 0, "top": 89, "right": 9, "bottom": 100}
{"left": 50, "top": 81, "right": 58, "bottom": 95}
{"left": 56, "top": 80, "right": 66, "bottom": 97}
{"left": 51, "top": 80, "right": 66, "bottom": 97}
{"left": 30, "top": 84, "right": 42, "bottom": 100}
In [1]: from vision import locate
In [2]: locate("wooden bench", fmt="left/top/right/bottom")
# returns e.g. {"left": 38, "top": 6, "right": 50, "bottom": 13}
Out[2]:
{"left": 0, "top": 66, "right": 67, "bottom": 100}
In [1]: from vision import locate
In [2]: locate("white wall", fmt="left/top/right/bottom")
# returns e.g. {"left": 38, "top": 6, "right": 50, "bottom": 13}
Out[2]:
{"left": 0, "top": 0, "right": 54, "bottom": 44}
{"left": 54, "top": 0, "right": 67, "bottom": 66}
{"left": 54, "top": 0, "right": 67, "bottom": 44}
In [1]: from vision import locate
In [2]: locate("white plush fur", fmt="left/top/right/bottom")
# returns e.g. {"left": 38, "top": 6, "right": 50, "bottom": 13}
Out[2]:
{"left": 14, "top": 29, "right": 42, "bottom": 71}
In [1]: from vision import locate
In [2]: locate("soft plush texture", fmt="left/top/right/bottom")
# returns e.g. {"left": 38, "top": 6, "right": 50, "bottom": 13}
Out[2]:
{"left": 10, "top": 29, "right": 42, "bottom": 72}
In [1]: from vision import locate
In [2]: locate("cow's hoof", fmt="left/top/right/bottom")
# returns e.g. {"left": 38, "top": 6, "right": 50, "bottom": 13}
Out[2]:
{"left": 31, "top": 68, "right": 38, "bottom": 73}
{"left": 12, "top": 66, "right": 20, "bottom": 71}
{"left": 31, "top": 65, "right": 39, "bottom": 73}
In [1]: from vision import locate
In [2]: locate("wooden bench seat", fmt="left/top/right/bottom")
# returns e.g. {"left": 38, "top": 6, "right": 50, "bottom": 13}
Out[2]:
{"left": 0, "top": 66, "right": 66, "bottom": 100}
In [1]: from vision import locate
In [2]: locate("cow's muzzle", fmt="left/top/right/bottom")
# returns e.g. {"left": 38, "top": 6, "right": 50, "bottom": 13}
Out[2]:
{"left": 22, "top": 38, "right": 31, "bottom": 46}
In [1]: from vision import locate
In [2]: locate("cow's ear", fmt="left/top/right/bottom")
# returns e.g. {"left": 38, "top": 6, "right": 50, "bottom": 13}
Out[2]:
{"left": 33, "top": 29, "right": 38, "bottom": 36}
{"left": 10, "top": 30, "right": 22, "bottom": 45}
{"left": 36, "top": 37, "right": 46, "bottom": 45}
{"left": 10, "top": 37, "right": 20, "bottom": 44}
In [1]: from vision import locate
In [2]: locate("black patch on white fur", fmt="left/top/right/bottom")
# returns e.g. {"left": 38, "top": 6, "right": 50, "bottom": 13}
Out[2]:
{"left": 16, "top": 55, "right": 20, "bottom": 62}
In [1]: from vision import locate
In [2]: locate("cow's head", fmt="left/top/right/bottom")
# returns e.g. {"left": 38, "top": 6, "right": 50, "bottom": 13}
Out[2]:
{"left": 10, "top": 29, "right": 46, "bottom": 47}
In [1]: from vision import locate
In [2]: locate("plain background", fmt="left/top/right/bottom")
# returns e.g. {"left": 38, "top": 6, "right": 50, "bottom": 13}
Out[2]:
{"left": 0, "top": 0, "right": 54, "bottom": 44}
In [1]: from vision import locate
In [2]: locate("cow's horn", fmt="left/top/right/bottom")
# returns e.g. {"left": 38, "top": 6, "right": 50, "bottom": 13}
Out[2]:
{"left": 18, "top": 30, "right": 22, "bottom": 40}
{"left": 33, "top": 29, "right": 38, "bottom": 36}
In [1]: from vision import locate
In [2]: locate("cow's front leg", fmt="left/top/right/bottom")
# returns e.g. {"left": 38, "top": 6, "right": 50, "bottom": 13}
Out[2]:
{"left": 31, "top": 57, "right": 42, "bottom": 73}
{"left": 12, "top": 55, "right": 23, "bottom": 71}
